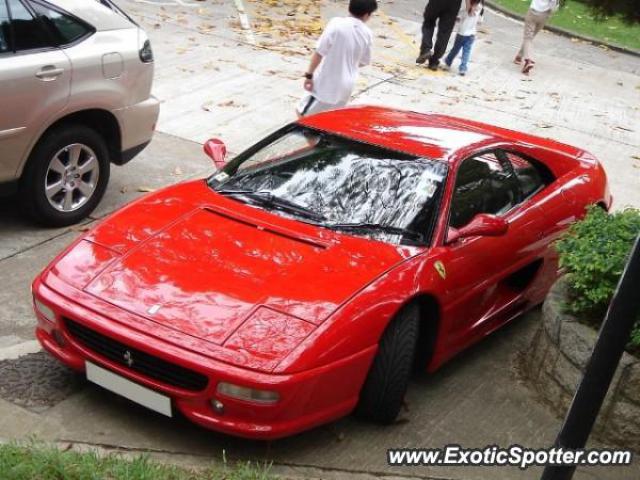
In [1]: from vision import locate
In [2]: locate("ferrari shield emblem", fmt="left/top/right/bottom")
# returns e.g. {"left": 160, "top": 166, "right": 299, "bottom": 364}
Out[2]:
{"left": 434, "top": 261, "right": 447, "bottom": 280}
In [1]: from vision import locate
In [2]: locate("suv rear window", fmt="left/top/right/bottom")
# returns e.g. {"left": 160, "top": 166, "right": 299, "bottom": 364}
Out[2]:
{"left": 30, "top": 0, "right": 92, "bottom": 45}
{"left": 7, "top": 0, "right": 51, "bottom": 51}
{"left": 0, "top": 0, "right": 10, "bottom": 53}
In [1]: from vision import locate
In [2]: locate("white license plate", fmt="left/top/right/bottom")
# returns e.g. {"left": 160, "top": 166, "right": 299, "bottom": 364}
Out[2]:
{"left": 86, "top": 362, "right": 172, "bottom": 417}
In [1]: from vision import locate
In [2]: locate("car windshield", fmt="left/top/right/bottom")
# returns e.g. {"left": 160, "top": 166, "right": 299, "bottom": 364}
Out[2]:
{"left": 208, "top": 127, "right": 447, "bottom": 245}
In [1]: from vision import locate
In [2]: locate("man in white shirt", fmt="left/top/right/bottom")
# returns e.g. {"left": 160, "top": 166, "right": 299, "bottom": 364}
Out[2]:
{"left": 297, "top": 0, "right": 376, "bottom": 117}
{"left": 515, "top": 0, "right": 560, "bottom": 74}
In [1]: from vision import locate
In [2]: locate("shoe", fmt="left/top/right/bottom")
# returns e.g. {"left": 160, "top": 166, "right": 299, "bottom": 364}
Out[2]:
{"left": 522, "top": 59, "right": 535, "bottom": 75}
{"left": 441, "top": 63, "right": 451, "bottom": 71}
{"left": 427, "top": 61, "right": 439, "bottom": 71}
{"left": 459, "top": 71, "right": 466, "bottom": 76}
{"left": 416, "top": 51, "right": 432, "bottom": 64}
{"left": 514, "top": 55, "right": 522, "bottom": 65}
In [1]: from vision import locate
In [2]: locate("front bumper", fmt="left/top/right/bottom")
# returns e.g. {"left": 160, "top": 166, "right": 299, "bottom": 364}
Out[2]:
{"left": 33, "top": 277, "right": 375, "bottom": 440}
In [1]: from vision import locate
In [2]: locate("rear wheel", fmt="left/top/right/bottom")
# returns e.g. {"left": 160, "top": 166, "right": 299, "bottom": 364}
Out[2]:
{"left": 20, "top": 125, "right": 110, "bottom": 227}
{"left": 356, "top": 304, "right": 420, "bottom": 423}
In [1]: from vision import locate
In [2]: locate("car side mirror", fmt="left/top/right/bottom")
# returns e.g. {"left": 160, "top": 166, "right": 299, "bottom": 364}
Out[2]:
{"left": 204, "top": 138, "right": 227, "bottom": 169}
{"left": 447, "top": 214, "right": 508, "bottom": 244}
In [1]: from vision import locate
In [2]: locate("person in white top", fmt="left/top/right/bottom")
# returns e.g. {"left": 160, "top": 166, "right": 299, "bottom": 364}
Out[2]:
{"left": 443, "top": 0, "right": 484, "bottom": 76}
{"left": 515, "top": 0, "right": 561, "bottom": 75}
{"left": 297, "top": 0, "right": 376, "bottom": 117}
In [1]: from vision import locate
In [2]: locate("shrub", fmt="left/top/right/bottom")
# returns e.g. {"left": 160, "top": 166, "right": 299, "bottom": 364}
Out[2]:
{"left": 556, "top": 205, "right": 640, "bottom": 351}
{"left": 578, "top": 0, "right": 640, "bottom": 25}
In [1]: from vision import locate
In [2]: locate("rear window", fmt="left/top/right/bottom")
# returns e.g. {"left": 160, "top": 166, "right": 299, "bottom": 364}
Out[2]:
{"left": 30, "top": 0, "right": 92, "bottom": 45}
{"left": 0, "top": 0, "right": 10, "bottom": 52}
{"left": 7, "top": 0, "right": 51, "bottom": 51}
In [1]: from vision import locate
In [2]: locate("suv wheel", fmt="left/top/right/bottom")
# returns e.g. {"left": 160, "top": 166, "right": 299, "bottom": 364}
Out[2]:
{"left": 356, "top": 304, "right": 420, "bottom": 424}
{"left": 21, "top": 125, "right": 110, "bottom": 227}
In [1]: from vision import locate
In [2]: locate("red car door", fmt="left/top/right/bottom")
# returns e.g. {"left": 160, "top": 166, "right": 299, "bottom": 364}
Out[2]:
{"left": 436, "top": 151, "right": 545, "bottom": 357}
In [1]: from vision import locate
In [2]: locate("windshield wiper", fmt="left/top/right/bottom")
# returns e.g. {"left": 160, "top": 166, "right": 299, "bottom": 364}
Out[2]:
{"left": 324, "top": 223, "right": 423, "bottom": 240}
{"left": 216, "top": 190, "right": 325, "bottom": 222}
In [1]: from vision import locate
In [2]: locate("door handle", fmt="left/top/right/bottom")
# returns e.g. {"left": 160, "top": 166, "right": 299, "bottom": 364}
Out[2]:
{"left": 35, "top": 66, "right": 64, "bottom": 81}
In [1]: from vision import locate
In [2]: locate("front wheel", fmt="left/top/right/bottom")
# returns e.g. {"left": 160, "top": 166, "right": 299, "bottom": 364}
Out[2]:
{"left": 20, "top": 125, "right": 110, "bottom": 227}
{"left": 356, "top": 304, "right": 420, "bottom": 424}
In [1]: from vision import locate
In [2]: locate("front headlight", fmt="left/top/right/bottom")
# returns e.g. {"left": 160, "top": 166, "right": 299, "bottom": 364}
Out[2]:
{"left": 217, "top": 382, "right": 280, "bottom": 405}
{"left": 34, "top": 298, "right": 55, "bottom": 322}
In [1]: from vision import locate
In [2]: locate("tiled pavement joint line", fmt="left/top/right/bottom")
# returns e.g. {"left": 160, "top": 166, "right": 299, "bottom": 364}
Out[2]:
{"left": 0, "top": 229, "right": 74, "bottom": 264}
{"left": 352, "top": 75, "right": 401, "bottom": 101}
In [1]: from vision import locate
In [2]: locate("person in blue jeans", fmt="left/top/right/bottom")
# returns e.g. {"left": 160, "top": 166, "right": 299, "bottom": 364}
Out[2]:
{"left": 444, "top": 0, "right": 484, "bottom": 76}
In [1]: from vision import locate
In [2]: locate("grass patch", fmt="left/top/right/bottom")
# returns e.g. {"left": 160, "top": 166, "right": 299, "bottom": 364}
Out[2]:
{"left": 0, "top": 442, "right": 276, "bottom": 480}
{"left": 490, "top": 0, "right": 640, "bottom": 51}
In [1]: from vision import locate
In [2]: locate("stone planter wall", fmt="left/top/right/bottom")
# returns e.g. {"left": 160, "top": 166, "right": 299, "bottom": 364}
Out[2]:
{"left": 523, "top": 277, "right": 640, "bottom": 450}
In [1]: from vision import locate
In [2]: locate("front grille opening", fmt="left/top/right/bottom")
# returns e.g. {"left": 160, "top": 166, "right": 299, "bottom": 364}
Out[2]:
{"left": 64, "top": 318, "right": 208, "bottom": 392}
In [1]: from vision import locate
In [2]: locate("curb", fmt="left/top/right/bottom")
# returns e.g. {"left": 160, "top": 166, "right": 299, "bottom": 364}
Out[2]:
{"left": 485, "top": 1, "right": 640, "bottom": 58}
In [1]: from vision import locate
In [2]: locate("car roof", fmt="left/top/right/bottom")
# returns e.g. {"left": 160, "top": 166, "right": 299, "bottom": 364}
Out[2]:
{"left": 298, "top": 105, "right": 583, "bottom": 162}
{"left": 46, "top": 0, "right": 135, "bottom": 31}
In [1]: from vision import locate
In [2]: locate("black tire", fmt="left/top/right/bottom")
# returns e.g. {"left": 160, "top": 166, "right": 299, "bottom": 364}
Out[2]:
{"left": 20, "top": 125, "right": 110, "bottom": 227}
{"left": 356, "top": 304, "right": 420, "bottom": 424}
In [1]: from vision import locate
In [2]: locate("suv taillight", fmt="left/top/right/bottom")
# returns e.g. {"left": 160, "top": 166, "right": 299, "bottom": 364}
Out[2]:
{"left": 139, "top": 39, "right": 154, "bottom": 63}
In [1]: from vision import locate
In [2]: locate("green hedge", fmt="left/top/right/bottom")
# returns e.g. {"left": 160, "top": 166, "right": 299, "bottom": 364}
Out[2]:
{"left": 556, "top": 206, "right": 640, "bottom": 351}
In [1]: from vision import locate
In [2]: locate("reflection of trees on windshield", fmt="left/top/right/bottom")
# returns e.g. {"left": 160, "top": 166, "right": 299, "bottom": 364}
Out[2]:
{"left": 215, "top": 130, "right": 447, "bottom": 244}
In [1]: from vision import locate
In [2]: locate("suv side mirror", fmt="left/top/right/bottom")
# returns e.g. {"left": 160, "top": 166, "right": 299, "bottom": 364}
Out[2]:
{"left": 447, "top": 214, "right": 508, "bottom": 244}
{"left": 204, "top": 138, "right": 227, "bottom": 169}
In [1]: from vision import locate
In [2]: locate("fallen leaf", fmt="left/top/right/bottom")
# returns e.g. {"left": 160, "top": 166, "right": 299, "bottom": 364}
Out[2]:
{"left": 137, "top": 186, "right": 155, "bottom": 193}
{"left": 536, "top": 123, "right": 553, "bottom": 129}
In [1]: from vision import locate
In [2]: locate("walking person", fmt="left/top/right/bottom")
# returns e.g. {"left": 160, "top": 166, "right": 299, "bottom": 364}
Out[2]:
{"left": 515, "top": 0, "right": 560, "bottom": 75}
{"left": 416, "top": 0, "right": 471, "bottom": 71}
{"left": 297, "top": 0, "right": 377, "bottom": 117}
{"left": 443, "top": 0, "right": 484, "bottom": 76}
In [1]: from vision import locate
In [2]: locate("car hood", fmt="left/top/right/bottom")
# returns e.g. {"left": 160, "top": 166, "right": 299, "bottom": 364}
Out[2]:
{"left": 54, "top": 182, "right": 418, "bottom": 364}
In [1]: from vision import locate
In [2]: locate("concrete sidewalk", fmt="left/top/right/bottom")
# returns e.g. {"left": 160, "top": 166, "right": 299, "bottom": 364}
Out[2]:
{"left": 0, "top": 1, "right": 639, "bottom": 479}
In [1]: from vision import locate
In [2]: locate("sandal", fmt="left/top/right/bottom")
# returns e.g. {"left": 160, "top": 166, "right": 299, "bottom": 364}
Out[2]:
{"left": 522, "top": 59, "right": 535, "bottom": 75}
{"left": 514, "top": 55, "right": 522, "bottom": 65}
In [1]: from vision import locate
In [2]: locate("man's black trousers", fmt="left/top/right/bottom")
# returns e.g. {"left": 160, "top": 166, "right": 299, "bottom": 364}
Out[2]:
{"left": 420, "top": 0, "right": 463, "bottom": 64}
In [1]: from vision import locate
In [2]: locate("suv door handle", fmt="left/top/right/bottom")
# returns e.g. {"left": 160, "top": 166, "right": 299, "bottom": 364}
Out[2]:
{"left": 36, "top": 66, "right": 65, "bottom": 81}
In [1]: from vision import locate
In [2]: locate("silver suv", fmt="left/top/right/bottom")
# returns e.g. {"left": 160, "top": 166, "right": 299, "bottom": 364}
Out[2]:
{"left": 0, "top": 0, "right": 159, "bottom": 226}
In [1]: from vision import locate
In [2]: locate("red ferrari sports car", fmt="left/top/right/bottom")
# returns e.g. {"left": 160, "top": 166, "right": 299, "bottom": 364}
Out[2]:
{"left": 33, "top": 106, "right": 611, "bottom": 439}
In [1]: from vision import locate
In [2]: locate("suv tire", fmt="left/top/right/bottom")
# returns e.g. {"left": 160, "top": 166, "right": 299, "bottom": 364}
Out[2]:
{"left": 21, "top": 125, "right": 110, "bottom": 227}
{"left": 356, "top": 304, "right": 420, "bottom": 424}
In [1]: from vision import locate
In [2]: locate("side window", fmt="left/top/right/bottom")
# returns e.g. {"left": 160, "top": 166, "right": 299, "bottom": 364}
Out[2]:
{"left": 7, "top": 0, "right": 51, "bottom": 51}
{"left": 30, "top": 0, "right": 92, "bottom": 45}
{"left": 1, "top": 0, "right": 10, "bottom": 53}
{"left": 449, "top": 153, "right": 518, "bottom": 229}
{"left": 504, "top": 151, "right": 547, "bottom": 200}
